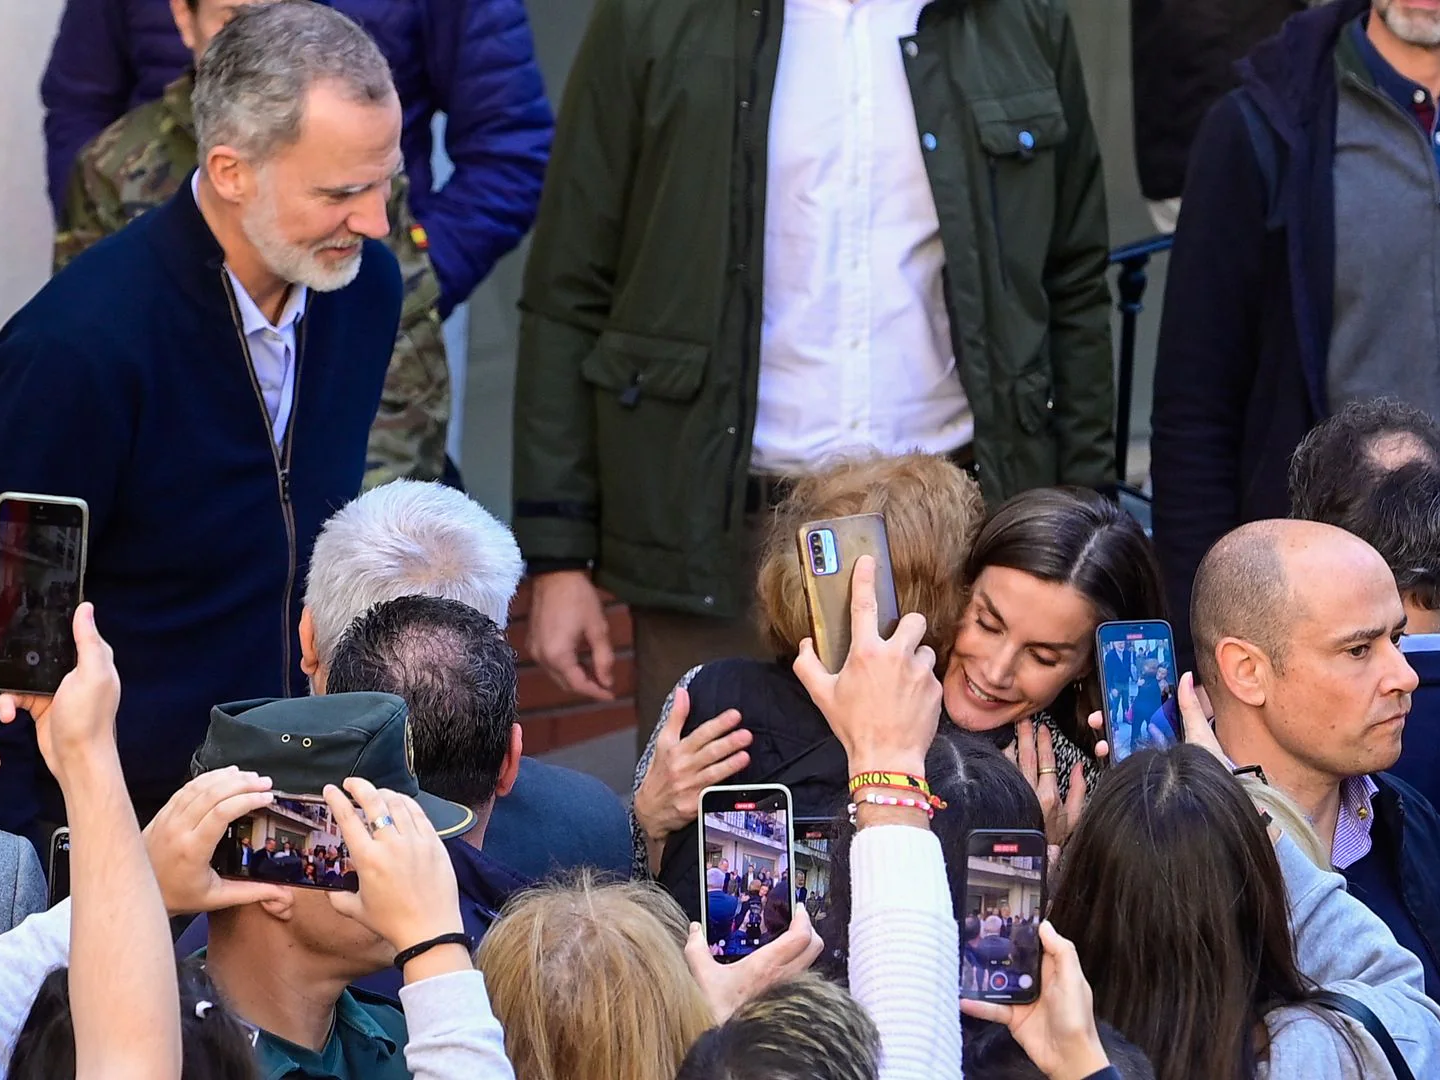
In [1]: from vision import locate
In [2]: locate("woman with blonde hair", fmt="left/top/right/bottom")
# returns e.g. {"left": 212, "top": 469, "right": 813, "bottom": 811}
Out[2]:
{"left": 632, "top": 452, "right": 985, "bottom": 916}
{"left": 476, "top": 875, "right": 714, "bottom": 1080}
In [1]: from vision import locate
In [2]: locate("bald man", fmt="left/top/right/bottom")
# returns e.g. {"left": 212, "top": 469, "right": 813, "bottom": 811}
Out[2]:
{"left": 1192, "top": 518, "right": 1440, "bottom": 998}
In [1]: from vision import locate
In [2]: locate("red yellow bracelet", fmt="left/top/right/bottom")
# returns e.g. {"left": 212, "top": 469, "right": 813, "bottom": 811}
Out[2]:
{"left": 849, "top": 772, "right": 947, "bottom": 810}
{"left": 849, "top": 771, "right": 932, "bottom": 796}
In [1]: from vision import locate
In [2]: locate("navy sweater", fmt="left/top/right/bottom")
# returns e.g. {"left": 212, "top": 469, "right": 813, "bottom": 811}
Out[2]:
{"left": 0, "top": 184, "right": 400, "bottom": 832}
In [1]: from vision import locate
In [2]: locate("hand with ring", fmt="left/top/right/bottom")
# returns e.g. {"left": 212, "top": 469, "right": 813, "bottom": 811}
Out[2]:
{"left": 322, "top": 778, "right": 465, "bottom": 968}
{"left": 1006, "top": 717, "right": 1088, "bottom": 849}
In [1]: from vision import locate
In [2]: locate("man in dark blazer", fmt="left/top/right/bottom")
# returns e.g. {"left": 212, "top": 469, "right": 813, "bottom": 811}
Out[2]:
{"left": 0, "top": 2, "right": 403, "bottom": 839}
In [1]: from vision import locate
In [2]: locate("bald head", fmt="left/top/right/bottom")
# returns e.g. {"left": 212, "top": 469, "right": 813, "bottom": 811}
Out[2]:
{"left": 1191, "top": 520, "right": 1394, "bottom": 687}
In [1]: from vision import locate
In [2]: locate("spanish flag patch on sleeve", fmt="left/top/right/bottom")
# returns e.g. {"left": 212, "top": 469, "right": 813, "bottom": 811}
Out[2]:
{"left": 409, "top": 224, "right": 429, "bottom": 250}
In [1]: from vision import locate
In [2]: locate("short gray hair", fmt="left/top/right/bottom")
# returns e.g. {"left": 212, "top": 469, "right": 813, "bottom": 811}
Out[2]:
{"left": 193, "top": 1, "right": 394, "bottom": 162}
{"left": 305, "top": 481, "right": 525, "bottom": 666}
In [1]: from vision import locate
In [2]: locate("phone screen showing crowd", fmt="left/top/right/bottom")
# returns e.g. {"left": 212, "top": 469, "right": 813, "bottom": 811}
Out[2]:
{"left": 211, "top": 792, "right": 364, "bottom": 892}
{"left": 700, "top": 786, "right": 794, "bottom": 964}
{"left": 1097, "top": 620, "right": 1181, "bottom": 764}
{"left": 962, "top": 830, "right": 1046, "bottom": 1004}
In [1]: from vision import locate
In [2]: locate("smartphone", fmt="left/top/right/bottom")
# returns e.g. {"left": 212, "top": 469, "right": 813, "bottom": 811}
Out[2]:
{"left": 796, "top": 513, "right": 900, "bottom": 672}
{"left": 1095, "top": 619, "right": 1181, "bottom": 764}
{"left": 0, "top": 494, "right": 89, "bottom": 695}
{"left": 699, "top": 784, "right": 795, "bottom": 964}
{"left": 792, "top": 816, "right": 840, "bottom": 926}
{"left": 211, "top": 791, "right": 362, "bottom": 892}
{"left": 961, "top": 829, "right": 1046, "bottom": 1004}
{"left": 47, "top": 826, "right": 70, "bottom": 909}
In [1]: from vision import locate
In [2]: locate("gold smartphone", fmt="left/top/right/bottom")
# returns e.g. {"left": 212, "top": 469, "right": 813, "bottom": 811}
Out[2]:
{"left": 0, "top": 493, "right": 90, "bottom": 695}
{"left": 796, "top": 512, "right": 900, "bottom": 673}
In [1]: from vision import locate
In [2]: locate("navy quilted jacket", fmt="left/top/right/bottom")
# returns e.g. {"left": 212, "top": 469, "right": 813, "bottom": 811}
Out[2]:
{"left": 40, "top": 0, "right": 553, "bottom": 314}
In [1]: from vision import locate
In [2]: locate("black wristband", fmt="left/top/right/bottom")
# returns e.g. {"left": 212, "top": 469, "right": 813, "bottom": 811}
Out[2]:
{"left": 393, "top": 932, "right": 474, "bottom": 971}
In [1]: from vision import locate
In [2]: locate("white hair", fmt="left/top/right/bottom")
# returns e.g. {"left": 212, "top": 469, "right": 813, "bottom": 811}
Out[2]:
{"left": 305, "top": 480, "right": 524, "bottom": 666}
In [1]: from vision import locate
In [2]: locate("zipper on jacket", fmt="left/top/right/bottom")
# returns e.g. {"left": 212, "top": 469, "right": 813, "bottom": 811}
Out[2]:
{"left": 722, "top": 0, "right": 772, "bottom": 527}
{"left": 987, "top": 157, "right": 1011, "bottom": 291}
{"left": 220, "top": 270, "right": 302, "bottom": 698}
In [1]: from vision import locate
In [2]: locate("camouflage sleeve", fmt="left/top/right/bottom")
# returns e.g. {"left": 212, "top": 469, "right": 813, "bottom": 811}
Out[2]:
{"left": 361, "top": 175, "right": 451, "bottom": 490}
{"left": 52, "top": 145, "right": 128, "bottom": 273}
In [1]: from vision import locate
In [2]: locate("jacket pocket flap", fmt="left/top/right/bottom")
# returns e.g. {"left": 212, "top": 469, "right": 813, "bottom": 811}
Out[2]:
{"left": 972, "top": 87, "right": 1069, "bottom": 157}
{"left": 581, "top": 330, "right": 709, "bottom": 402}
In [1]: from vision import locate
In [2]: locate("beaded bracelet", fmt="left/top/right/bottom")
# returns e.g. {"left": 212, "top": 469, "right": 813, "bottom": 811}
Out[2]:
{"left": 847, "top": 791, "right": 936, "bottom": 824}
{"left": 852, "top": 782, "right": 949, "bottom": 811}
{"left": 848, "top": 771, "right": 932, "bottom": 797}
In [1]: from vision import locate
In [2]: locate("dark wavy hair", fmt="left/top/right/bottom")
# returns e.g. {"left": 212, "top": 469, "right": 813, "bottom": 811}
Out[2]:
{"left": 1289, "top": 397, "right": 1440, "bottom": 611}
{"left": 964, "top": 487, "right": 1167, "bottom": 749}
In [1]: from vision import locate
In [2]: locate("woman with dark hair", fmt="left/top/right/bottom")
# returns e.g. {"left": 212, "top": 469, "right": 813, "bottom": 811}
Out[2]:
{"left": 815, "top": 726, "right": 1044, "bottom": 983}
{"left": 941, "top": 486, "right": 1167, "bottom": 841}
{"left": 1050, "top": 745, "right": 1440, "bottom": 1080}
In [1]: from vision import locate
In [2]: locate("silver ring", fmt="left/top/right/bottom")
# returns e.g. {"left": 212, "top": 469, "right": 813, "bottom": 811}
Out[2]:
{"left": 370, "top": 814, "right": 396, "bottom": 834}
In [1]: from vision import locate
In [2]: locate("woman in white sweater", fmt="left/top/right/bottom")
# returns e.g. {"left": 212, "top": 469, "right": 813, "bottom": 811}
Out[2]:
{"left": 1049, "top": 745, "right": 1440, "bottom": 1080}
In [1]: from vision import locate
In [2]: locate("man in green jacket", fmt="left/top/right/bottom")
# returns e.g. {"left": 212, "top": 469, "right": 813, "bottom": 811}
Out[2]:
{"left": 514, "top": 0, "right": 1115, "bottom": 742}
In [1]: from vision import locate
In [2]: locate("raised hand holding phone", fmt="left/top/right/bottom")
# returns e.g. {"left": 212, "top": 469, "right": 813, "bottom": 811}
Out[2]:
{"left": 0, "top": 602, "right": 117, "bottom": 784}
{"left": 684, "top": 903, "right": 824, "bottom": 1023}
{"left": 323, "top": 777, "right": 470, "bottom": 982}
{"left": 793, "top": 555, "right": 941, "bottom": 777}
{"left": 144, "top": 766, "right": 288, "bottom": 915}
{"left": 960, "top": 921, "right": 1111, "bottom": 1080}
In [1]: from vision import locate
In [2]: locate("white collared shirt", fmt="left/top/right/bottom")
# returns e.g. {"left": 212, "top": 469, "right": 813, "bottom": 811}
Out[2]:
{"left": 752, "top": 0, "right": 971, "bottom": 476}
{"left": 191, "top": 171, "right": 308, "bottom": 446}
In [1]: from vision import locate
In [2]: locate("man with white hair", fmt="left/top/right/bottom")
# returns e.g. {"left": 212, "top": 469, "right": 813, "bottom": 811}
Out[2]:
{"left": 0, "top": 2, "right": 401, "bottom": 839}
{"left": 301, "top": 480, "right": 632, "bottom": 879}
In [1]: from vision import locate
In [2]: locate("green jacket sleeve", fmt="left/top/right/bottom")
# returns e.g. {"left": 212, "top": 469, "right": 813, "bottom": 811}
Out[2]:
{"left": 1042, "top": 0, "right": 1116, "bottom": 487}
{"left": 511, "top": 0, "right": 644, "bottom": 564}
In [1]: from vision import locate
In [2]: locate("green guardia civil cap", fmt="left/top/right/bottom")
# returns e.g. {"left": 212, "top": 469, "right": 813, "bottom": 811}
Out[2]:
{"left": 190, "top": 692, "right": 474, "bottom": 838}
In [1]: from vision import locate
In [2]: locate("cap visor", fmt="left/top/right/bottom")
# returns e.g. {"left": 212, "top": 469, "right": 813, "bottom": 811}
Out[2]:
{"left": 416, "top": 791, "right": 475, "bottom": 839}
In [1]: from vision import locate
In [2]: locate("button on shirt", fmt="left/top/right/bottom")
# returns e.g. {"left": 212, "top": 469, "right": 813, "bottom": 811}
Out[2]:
{"left": 1351, "top": 16, "right": 1440, "bottom": 172}
{"left": 753, "top": 0, "right": 971, "bottom": 476}
{"left": 1330, "top": 773, "right": 1380, "bottom": 869}
{"left": 190, "top": 171, "right": 308, "bottom": 446}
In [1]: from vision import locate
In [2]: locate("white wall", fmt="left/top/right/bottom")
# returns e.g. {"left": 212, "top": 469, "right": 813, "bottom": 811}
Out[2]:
{"left": 0, "top": 0, "right": 64, "bottom": 325}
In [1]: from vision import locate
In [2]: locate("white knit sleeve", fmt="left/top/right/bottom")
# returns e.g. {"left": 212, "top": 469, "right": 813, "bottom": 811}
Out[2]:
{"left": 398, "top": 969, "right": 515, "bottom": 1080}
{"left": 0, "top": 898, "right": 72, "bottom": 1069}
{"left": 848, "top": 825, "right": 963, "bottom": 1080}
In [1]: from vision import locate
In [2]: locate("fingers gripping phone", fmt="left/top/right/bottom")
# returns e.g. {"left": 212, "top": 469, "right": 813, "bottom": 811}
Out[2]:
{"left": 1095, "top": 620, "right": 1181, "bottom": 765}
{"left": 961, "top": 829, "right": 1046, "bottom": 1004}
{"left": 797, "top": 513, "right": 900, "bottom": 673}
{"left": 211, "top": 791, "right": 364, "bottom": 892}
{"left": 0, "top": 494, "right": 89, "bottom": 695}
{"left": 699, "top": 784, "right": 795, "bottom": 964}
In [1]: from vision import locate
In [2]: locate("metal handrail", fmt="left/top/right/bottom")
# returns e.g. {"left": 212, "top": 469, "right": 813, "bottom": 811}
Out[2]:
{"left": 1108, "top": 233, "right": 1174, "bottom": 482}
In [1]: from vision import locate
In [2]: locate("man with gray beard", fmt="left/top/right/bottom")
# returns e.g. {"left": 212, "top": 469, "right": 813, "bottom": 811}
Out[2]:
{"left": 0, "top": 1, "right": 402, "bottom": 840}
{"left": 1153, "top": 0, "right": 1440, "bottom": 669}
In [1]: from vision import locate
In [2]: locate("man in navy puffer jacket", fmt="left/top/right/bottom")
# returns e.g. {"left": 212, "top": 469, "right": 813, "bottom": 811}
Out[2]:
{"left": 40, "top": 0, "right": 553, "bottom": 316}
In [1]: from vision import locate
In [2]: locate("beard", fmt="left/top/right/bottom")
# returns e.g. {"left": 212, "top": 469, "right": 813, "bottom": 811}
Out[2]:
{"left": 241, "top": 181, "right": 364, "bottom": 293}
{"left": 1376, "top": 0, "right": 1440, "bottom": 47}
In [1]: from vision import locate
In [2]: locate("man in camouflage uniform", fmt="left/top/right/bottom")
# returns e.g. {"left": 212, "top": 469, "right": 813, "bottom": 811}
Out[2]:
{"left": 56, "top": 69, "right": 450, "bottom": 490}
